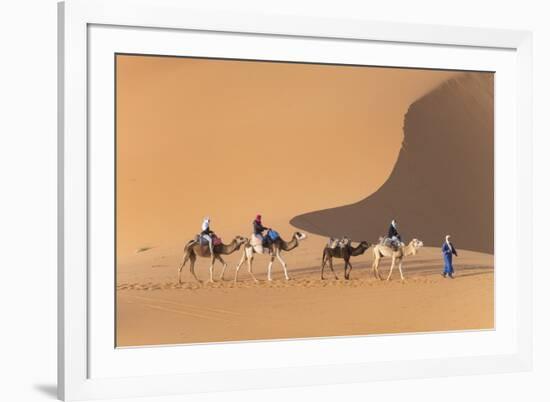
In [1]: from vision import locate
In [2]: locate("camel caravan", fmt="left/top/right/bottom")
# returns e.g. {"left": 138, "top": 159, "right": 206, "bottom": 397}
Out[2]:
{"left": 178, "top": 216, "right": 424, "bottom": 284}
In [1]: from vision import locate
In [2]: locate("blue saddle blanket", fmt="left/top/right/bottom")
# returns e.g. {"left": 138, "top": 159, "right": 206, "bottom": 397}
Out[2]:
{"left": 267, "top": 229, "right": 280, "bottom": 241}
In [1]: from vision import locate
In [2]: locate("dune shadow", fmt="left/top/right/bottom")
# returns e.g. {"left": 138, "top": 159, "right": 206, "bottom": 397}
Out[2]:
{"left": 290, "top": 73, "right": 494, "bottom": 254}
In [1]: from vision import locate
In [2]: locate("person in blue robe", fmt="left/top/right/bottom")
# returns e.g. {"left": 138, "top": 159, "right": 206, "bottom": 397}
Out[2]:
{"left": 442, "top": 234, "right": 458, "bottom": 278}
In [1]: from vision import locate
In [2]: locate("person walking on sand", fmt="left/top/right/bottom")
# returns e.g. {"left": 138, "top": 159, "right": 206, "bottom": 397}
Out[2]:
{"left": 442, "top": 234, "right": 458, "bottom": 278}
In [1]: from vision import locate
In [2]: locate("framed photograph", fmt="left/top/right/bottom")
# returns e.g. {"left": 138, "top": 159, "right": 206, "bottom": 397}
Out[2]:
{"left": 58, "top": 0, "right": 533, "bottom": 400}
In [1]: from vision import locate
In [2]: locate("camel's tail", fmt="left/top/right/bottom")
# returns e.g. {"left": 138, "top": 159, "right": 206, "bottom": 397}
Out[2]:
{"left": 179, "top": 240, "right": 196, "bottom": 270}
{"left": 183, "top": 239, "right": 196, "bottom": 251}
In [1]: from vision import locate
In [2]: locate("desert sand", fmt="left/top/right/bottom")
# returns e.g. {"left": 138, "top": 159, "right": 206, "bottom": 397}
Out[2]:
{"left": 115, "top": 55, "right": 494, "bottom": 347}
{"left": 117, "top": 240, "right": 493, "bottom": 346}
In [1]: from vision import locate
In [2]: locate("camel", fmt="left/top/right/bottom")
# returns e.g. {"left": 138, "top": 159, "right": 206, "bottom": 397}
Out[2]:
{"left": 234, "top": 232, "right": 307, "bottom": 282}
{"left": 371, "top": 238, "right": 424, "bottom": 281}
{"left": 178, "top": 235, "right": 247, "bottom": 284}
{"left": 321, "top": 240, "right": 370, "bottom": 280}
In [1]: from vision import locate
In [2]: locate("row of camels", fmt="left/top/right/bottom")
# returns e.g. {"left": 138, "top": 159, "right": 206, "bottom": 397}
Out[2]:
{"left": 177, "top": 232, "right": 424, "bottom": 284}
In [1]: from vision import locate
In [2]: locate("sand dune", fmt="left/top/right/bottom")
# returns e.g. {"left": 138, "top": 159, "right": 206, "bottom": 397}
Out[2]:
{"left": 291, "top": 73, "right": 494, "bottom": 253}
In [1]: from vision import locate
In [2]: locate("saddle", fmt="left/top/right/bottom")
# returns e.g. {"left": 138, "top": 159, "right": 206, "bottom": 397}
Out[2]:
{"left": 267, "top": 229, "right": 280, "bottom": 241}
{"left": 194, "top": 233, "right": 222, "bottom": 246}
{"left": 328, "top": 237, "right": 350, "bottom": 249}
{"left": 379, "top": 237, "right": 401, "bottom": 251}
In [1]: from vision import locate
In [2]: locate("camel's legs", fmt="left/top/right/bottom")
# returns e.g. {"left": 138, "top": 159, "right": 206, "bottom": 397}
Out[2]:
{"left": 398, "top": 260, "right": 405, "bottom": 281}
{"left": 217, "top": 255, "right": 227, "bottom": 280}
{"left": 267, "top": 254, "right": 275, "bottom": 281}
{"left": 276, "top": 250, "right": 290, "bottom": 280}
{"left": 328, "top": 257, "right": 338, "bottom": 280}
{"left": 386, "top": 256, "right": 396, "bottom": 281}
{"left": 234, "top": 251, "right": 247, "bottom": 282}
{"left": 178, "top": 252, "right": 189, "bottom": 284}
{"left": 247, "top": 254, "right": 258, "bottom": 283}
{"left": 208, "top": 255, "right": 216, "bottom": 283}
{"left": 189, "top": 254, "right": 200, "bottom": 282}
{"left": 321, "top": 253, "right": 326, "bottom": 280}
{"left": 372, "top": 256, "right": 381, "bottom": 280}
{"left": 345, "top": 260, "right": 353, "bottom": 280}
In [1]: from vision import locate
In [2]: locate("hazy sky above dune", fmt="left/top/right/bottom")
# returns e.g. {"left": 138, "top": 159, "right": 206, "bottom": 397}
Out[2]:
{"left": 116, "top": 55, "right": 457, "bottom": 257}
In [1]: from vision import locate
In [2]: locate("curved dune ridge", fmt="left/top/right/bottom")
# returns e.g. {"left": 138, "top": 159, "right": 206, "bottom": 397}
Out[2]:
{"left": 290, "top": 72, "right": 494, "bottom": 254}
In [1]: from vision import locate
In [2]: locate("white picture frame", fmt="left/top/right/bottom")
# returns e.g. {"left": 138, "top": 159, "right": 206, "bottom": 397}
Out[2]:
{"left": 58, "top": 0, "right": 533, "bottom": 400}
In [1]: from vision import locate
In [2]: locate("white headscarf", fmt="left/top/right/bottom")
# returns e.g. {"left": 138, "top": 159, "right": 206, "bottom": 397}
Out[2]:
{"left": 445, "top": 235, "right": 452, "bottom": 250}
{"left": 202, "top": 217, "right": 210, "bottom": 231}
{"left": 391, "top": 219, "right": 397, "bottom": 229}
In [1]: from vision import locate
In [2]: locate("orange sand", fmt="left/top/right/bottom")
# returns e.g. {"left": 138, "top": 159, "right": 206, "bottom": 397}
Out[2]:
{"left": 117, "top": 242, "right": 493, "bottom": 346}
{"left": 115, "top": 55, "right": 493, "bottom": 347}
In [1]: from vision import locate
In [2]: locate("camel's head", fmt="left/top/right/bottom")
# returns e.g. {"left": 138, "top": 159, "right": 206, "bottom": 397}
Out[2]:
{"left": 294, "top": 232, "right": 307, "bottom": 241}
{"left": 234, "top": 235, "right": 248, "bottom": 246}
{"left": 409, "top": 238, "right": 424, "bottom": 254}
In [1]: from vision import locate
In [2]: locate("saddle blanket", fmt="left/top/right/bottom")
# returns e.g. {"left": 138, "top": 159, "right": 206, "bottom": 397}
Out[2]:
{"left": 379, "top": 237, "right": 402, "bottom": 250}
{"left": 250, "top": 234, "right": 268, "bottom": 254}
{"left": 328, "top": 237, "right": 350, "bottom": 248}
{"left": 196, "top": 234, "right": 222, "bottom": 246}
